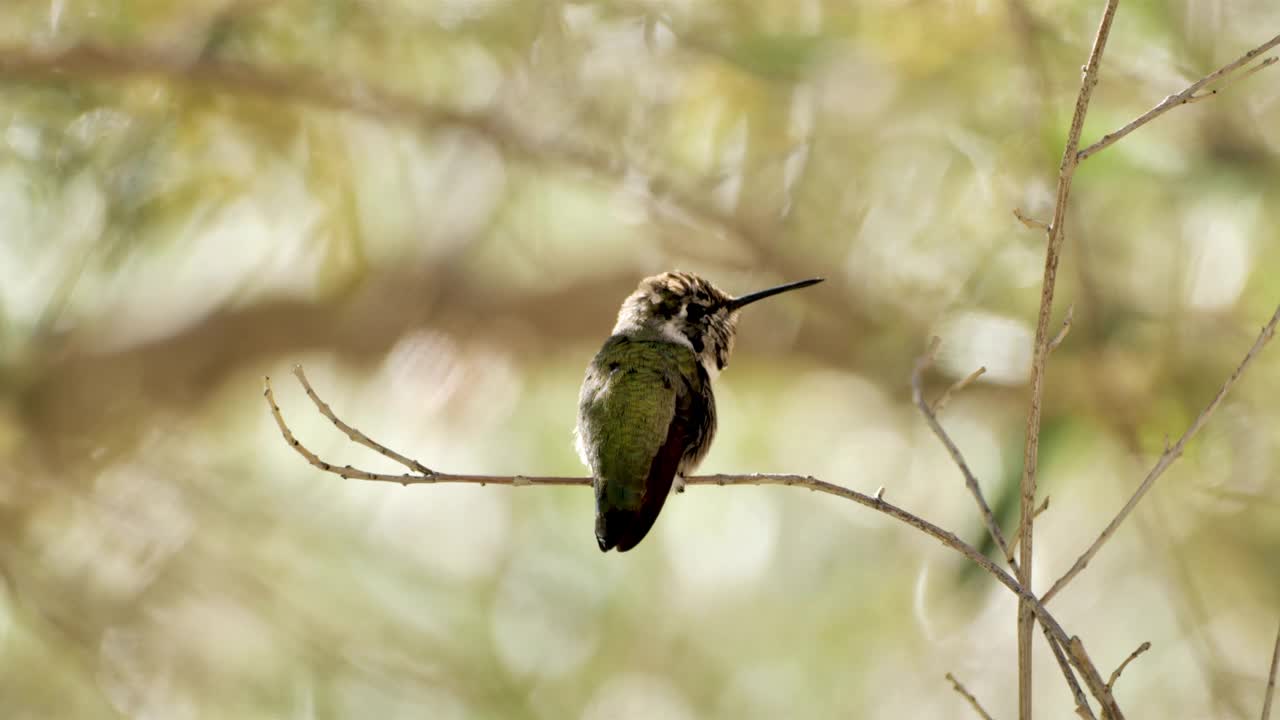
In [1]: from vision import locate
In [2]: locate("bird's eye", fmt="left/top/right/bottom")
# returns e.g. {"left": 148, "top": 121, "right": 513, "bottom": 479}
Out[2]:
{"left": 685, "top": 303, "right": 706, "bottom": 322}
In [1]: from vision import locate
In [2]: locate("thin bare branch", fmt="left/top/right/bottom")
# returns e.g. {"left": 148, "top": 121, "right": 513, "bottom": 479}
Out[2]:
{"left": 290, "top": 366, "right": 434, "bottom": 476}
{"left": 1078, "top": 33, "right": 1280, "bottom": 161}
{"left": 1107, "top": 641, "right": 1152, "bottom": 691}
{"left": 1044, "top": 629, "right": 1098, "bottom": 719}
{"left": 1019, "top": 4, "right": 1121, "bottom": 717}
{"left": 1014, "top": 208, "right": 1051, "bottom": 232}
{"left": 1234, "top": 55, "right": 1280, "bottom": 84}
{"left": 1048, "top": 305, "right": 1075, "bottom": 354}
{"left": 946, "top": 673, "right": 997, "bottom": 720}
{"left": 264, "top": 367, "right": 1122, "bottom": 714}
{"left": 1042, "top": 303, "right": 1280, "bottom": 604}
{"left": 264, "top": 375, "right": 579, "bottom": 487}
{"left": 932, "top": 365, "right": 988, "bottom": 414}
{"left": 913, "top": 339, "right": 1016, "bottom": 570}
{"left": 1264, "top": 622, "right": 1280, "bottom": 720}
{"left": 1068, "top": 636, "right": 1127, "bottom": 720}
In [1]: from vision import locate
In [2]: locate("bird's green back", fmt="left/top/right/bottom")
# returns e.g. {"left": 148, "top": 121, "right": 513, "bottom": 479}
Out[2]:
{"left": 578, "top": 335, "right": 699, "bottom": 511}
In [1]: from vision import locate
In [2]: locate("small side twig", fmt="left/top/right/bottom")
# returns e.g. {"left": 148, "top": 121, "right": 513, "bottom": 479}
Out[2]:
{"left": 1107, "top": 641, "right": 1152, "bottom": 691}
{"left": 289, "top": 366, "right": 435, "bottom": 476}
{"left": 264, "top": 374, "right": 581, "bottom": 487}
{"left": 1042, "top": 303, "right": 1280, "bottom": 604}
{"left": 1047, "top": 305, "right": 1075, "bottom": 354}
{"left": 1263, "top": 621, "right": 1280, "bottom": 720}
{"left": 1078, "top": 33, "right": 1280, "bottom": 161}
{"left": 913, "top": 339, "right": 1016, "bottom": 570}
{"left": 1035, "top": 495, "right": 1051, "bottom": 518}
{"left": 1014, "top": 207, "right": 1051, "bottom": 232}
{"left": 932, "top": 365, "right": 988, "bottom": 414}
{"left": 945, "top": 673, "right": 997, "bottom": 720}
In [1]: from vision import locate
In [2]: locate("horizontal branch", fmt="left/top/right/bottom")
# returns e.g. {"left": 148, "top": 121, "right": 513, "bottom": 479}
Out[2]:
{"left": 1078, "top": 33, "right": 1280, "bottom": 161}
{"left": 1042, "top": 303, "right": 1280, "bottom": 604}
{"left": 263, "top": 366, "right": 1122, "bottom": 713}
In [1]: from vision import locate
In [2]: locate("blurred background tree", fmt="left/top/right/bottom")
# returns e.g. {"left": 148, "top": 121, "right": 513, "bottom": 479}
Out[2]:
{"left": 0, "top": 1, "right": 1278, "bottom": 718}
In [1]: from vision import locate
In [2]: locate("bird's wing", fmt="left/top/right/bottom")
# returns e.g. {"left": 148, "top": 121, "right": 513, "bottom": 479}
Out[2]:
{"left": 580, "top": 338, "right": 699, "bottom": 551}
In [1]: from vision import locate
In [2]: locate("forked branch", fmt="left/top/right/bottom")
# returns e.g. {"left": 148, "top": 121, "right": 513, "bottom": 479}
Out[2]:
{"left": 263, "top": 366, "right": 1123, "bottom": 714}
{"left": 1077, "top": 33, "right": 1280, "bottom": 161}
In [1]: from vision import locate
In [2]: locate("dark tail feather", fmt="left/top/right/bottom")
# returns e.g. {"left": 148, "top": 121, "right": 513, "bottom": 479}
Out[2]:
{"left": 595, "top": 413, "right": 686, "bottom": 552}
{"left": 596, "top": 491, "right": 672, "bottom": 552}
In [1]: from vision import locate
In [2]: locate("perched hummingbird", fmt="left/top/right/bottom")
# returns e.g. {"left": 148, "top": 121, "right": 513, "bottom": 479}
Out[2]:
{"left": 575, "top": 271, "right": 823, "bottom": 552}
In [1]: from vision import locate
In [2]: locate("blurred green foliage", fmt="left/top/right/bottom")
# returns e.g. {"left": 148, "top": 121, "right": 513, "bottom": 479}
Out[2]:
{"left": 0, "top": 1, "right": 1278, "bottom": 718}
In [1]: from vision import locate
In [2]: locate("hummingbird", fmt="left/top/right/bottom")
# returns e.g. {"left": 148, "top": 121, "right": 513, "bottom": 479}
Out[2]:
{"left": 575, "top": 270, "right": 823, "bottom": 552}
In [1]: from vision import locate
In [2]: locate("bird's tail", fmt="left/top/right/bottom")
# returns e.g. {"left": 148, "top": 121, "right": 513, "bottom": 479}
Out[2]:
{"left": 595, "top": 493, "right": 670, "bottom": 552}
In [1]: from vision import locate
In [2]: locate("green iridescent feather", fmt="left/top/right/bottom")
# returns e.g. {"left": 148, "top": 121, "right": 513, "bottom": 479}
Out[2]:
{"left": 577, "top": 333, "right": 707, "bottom": 550}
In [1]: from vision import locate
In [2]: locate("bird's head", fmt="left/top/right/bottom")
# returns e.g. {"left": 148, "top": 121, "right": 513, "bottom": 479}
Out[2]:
{"left": 612, "top": 271, "right": 823, "bottom": 377}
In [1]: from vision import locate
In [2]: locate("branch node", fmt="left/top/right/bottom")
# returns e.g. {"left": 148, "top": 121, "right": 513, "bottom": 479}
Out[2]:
{"left": 1077, "top": 33, "right": 1280, "bottom": 161}
{"left": 1034, "top": 495, "right": 1051, "bottom": 519}
{"left": 1048, "top": 304, "right": 1075, "bottom": 354}
{"left": 1014, "top": 207, "right": 1051, "bottom": 232}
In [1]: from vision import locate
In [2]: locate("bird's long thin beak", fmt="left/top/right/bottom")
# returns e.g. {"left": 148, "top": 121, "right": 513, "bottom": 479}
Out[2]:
{"left": 726, "top": 277, "right": 824, "bottom": 311}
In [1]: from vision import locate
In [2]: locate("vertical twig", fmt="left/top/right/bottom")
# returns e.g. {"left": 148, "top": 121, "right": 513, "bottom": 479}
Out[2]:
{"left": 1017, "top": 3, "right": 1121, "bottom": 717}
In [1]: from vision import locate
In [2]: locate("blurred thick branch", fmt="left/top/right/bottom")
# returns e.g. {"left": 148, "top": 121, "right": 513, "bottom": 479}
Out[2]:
{"left": 0, "top": 43, "right": 836, "bottom": 310}
{"left": 1077, "top": 33, "right": 1280, "bottom": 161}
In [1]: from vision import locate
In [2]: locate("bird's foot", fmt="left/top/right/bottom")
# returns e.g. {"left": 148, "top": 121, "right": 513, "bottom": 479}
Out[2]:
{"left": 673, "top": 474, "right": 686, "bottom": 494}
